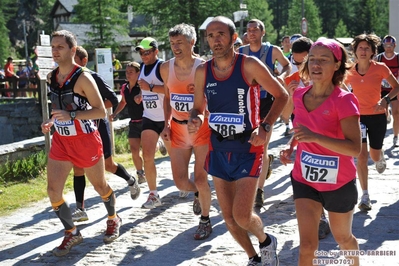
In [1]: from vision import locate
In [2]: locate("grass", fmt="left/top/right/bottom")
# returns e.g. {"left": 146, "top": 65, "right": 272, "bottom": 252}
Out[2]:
{"left": 0, "top": 130, "right": 154, "bottom": 217}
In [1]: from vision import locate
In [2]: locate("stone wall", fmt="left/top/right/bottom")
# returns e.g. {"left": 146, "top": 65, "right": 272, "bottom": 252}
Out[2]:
{"left": 0, "top": 98, "right": 45, "bottom": 145}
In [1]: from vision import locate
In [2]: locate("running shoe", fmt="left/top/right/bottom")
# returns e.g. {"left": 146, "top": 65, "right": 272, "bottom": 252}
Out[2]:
{"left": 265, "top": 154, "right": 274, "bottom": 180}
{"left": 247, "top": 257, "right": 262, "bottom": 266}
{"left": 179, "top": 190, "right": 190, "bottom": 198}
{"left": 103, "top": 215, "right": 122, "bottom": 244}
{"left": 193, "top": 220, "right": 212, "bottom": 240}
{"left": 137, "top": 170, "right": 146, "bottom": 184}
{"left": 71, "top": 208, "right": 89, "bottom": 222}
{"left": 129, "top": 178, "right": 140, "bottom": 200}
{"left": 318, "top": 219, "right": 331, "bottom": 239}
{"left": 52, "top": 230, "right": 83, "bottom": 257}
{"left": 393, "top": 136, "right": 398, "bottom": 147}
{"left": 260, "top": 234, "right": 279, "bottom": 266}
{"left": 193, "top": 194, "right": 201, "bottom": 215}
{"left": 375, "top": 150, "right": 386, "bottom": 174}
{"left": 255, "top": 188, "right": 265, "bottom": 208}
{"left": 142, "top": 193, "right": 162, "bottom": 209}
{"left": 358, "top": 194, "right": 372, "bottom": 211}
{"left": 157, "top": 140, "right": 167, "bottom": 156}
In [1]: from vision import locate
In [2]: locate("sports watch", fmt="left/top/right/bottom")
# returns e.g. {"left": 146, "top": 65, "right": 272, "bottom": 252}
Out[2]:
{"left": 260, "top": 122, "right": 272, "bottom": 133}
{"left": 70, "top": 111, "right": 76, "bottom": 121}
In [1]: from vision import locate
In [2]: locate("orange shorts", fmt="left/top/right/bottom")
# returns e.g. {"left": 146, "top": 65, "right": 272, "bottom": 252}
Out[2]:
{"left": 170, "top": 118, "right": 211, "bottom": 149}
{"left": 49, "top": 131, "right": 103, "bottom": 168}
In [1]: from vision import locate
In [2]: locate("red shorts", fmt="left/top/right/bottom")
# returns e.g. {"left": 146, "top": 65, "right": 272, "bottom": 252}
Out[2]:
{"left": 49, "top": 131, "right": 103, "bottom": 168}
{"left": 170, "top": 118, "right": 211, "bottom": 149}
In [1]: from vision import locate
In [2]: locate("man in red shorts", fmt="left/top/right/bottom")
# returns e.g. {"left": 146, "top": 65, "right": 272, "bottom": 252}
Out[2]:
{"left": 41, "top": 30, "right": 121, "bottom": 257}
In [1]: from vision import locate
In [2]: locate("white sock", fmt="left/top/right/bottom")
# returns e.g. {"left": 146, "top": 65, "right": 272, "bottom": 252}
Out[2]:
{"left": 150, "top": 190, "right": 158, "bottom": 196}
{"left": 362, "top": 190, "right": 369, "bottom": 196}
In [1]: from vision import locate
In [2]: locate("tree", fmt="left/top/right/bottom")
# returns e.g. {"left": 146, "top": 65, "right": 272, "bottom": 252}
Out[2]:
{"left": 334, "top": 19, "right": 350, "bottom": 38}
{"left": 73, "top": 0, "right": 128, "bottom": 49}
{"left": 286, "top": 0, "right": 322, "bottom": 41}
{"left": 0, "top": 0, "right": 13, "bottom": 64}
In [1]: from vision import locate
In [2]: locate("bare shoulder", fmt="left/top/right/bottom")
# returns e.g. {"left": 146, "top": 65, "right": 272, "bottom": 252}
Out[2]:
{"left": 160, "top": 60, "right": 170, "bottom": 78}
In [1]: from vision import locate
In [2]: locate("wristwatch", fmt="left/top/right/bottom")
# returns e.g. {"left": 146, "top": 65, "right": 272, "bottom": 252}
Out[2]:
{"left": 260, "top": 122, "right": 272, "bottom": 133}
{"left": 149, "top": 84, "right": 154, "bottom": 92}
{"left": 70, "top": 111, "right": 76, "bottom": 121}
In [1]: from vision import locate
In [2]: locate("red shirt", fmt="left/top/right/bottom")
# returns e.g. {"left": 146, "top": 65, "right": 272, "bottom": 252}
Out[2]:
{"left": 4, "top": 62, "right": 15, "bottom": 78}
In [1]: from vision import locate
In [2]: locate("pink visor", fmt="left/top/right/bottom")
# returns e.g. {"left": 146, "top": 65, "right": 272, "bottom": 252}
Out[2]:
{"left": 312, "top": 38, "right": 342, "bottom": 62}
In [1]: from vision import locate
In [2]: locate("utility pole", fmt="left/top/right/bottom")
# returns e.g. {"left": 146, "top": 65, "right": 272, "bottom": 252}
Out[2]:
{"left": 23, "top": 20, "right": 29, "bottom": 61}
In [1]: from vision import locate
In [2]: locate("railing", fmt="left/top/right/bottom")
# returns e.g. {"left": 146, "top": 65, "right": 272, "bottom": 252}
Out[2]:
{"left": 0, "top": 76, "right": 42, "bottom": 100}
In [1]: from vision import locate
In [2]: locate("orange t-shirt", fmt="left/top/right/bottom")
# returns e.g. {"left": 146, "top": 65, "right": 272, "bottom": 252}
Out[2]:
{"left": 346, "top": 61, "right": 391, "bottom": 115}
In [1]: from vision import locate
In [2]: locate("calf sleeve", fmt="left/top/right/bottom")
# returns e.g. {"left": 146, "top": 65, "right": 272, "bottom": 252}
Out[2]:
{"left": 101, "top": 189, "right": 116, "bottom": 218}
{"left": 52, "top": 199, "right": 74, "bottom": 231}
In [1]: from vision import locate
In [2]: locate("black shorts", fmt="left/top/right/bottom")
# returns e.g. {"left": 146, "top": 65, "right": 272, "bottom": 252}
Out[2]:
{"left": 128, "top": 121, "right": 142, "bottom": 138}
{"left": 97, "top": 119, "right": 112, "bottom": 159}
{"left": 260, "top": 94, "right": 274, "bottom": 119}
{"left": 142, "top": 117, "right": 164, "bottom": 135}
{"left": 291, "top": 175, "right": 358, "bottom": 213}
{"left": 360, "top": 114, "right": 386, "bottom": 150}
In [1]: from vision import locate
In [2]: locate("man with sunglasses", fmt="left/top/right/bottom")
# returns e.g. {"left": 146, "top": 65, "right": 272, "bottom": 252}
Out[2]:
{"left": 239, "top": 18, "right": 291, "bottom": 208}
{"left": 377, "top": 35, "right": 399, "bottom": 146}
{"left": 135, "top": 37, "right": 170, "bottom": 209}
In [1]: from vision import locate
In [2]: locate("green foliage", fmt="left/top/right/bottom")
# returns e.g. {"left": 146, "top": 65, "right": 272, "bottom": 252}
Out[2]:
{"left": 247, "top": 0, "right": 276, "bottom": 43}
{"left": 114, "top": 129, "right": 130, "bottom": 154}
{"left": 335, "top": 19, "right": 350, "bottom": 38}
{"left": 287, "top": 0, "right": 322, "bottom": 41}
{"left": 0, "top": 151, "right": 47, "bottom": 185}
{"left": 73, "top": 0, "right": 128, "bottom": 50}
{"left": 0, "top": 0, "right": 13, "bottom": 63}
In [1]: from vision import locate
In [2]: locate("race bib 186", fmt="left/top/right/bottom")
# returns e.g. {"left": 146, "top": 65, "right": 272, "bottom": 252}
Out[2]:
{"left": 300, "top": 150, "right": 339, "bottom": 184}
{"left": 54, "top": 119, "right": 77, "bottom": 136}
{"left": 171, "top": 93, "right": 193, "bottom": 112}
{"left": 208, "top": 113, "right": 245, "bottom": 137}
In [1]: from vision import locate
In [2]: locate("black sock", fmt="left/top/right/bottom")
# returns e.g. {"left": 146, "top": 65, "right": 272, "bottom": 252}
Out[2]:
{"left": 73, "top": 175, "right": 86, "bottom": 209}
{"left": 249, "top": 254, "right": 261, "bottom": 262}
{"left": 259, "top": 233, "right": 271, "bottom": 247}
{"left": 200, "top": 215, "right": 209, "bottom": 222}
{"left": 194, "top": 191, "right": 199, "bottom": 198}
{"left": 114, "top": 163, "right": 131, "bottom": 182}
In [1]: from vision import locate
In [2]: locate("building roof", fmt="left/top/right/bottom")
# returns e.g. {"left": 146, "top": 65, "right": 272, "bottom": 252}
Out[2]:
{"left": 56, "top": 23, "right": 134, "bottom": 46}
{"left": 50, "top": 0, "right": 78, "bottom": 17}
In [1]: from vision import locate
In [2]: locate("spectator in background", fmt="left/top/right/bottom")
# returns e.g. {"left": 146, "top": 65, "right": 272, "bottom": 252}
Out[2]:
{"left": 241, "top": 32, "right": 249, "bottom": 45}
{"left": 26, "top": 60, "right": 39, "bottom": 98}
{"left": 112, "top": 53, "right": 122, "bottom": 90}
{"left": 16, "top": 64, "right": 28, "bottom": 97}
{"left": 4, "top": 57, "right": 19, "bottom": 97}
{"left": 281, "top": 35, "right": 292, "bottom": 58}
{"left": 234, "top": 37, "right": 243, "bottom": 52}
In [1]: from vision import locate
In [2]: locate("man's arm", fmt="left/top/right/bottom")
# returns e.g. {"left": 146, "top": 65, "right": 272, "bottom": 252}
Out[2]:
{"left": 92, "top": 72, "right": 119, "bottom": 109}
{"left": 273, "top": 46, "right": 291, "bottom": 81}
{"left": 160, "top": 61, "right": 172, "bottom": 127}
{"left": 188, "top": 63, "right": 206, "bottom": 133}
{"left": 245, "top": 56, "right": 288, "bottom": 125}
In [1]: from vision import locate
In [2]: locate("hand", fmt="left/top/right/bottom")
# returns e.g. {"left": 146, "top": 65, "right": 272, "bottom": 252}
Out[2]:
{"left": 279, "top": 148, "right": 294, "bottom": 165}
{"left": 134, "top": 94, "right": 142, "bottom": 104}
{"left": 287, "top": 80, "right": 300, "bottom": 95}
{"left": 248, "top": 127, "right": 267, "bottom": 146}
{"left": 41, "top": 119, "right": 54, "bottom": 134}
{"left": 161, "top": 125, "right": 171, "bottom": 141}
{"left": 51, "top": 109, "right": 72, "bottom": 122}
{"left": 188, "top": 116, "right": 202, "bottom": 134}
{"left": 109, "top": 113, "right": 116, "bottom": 121}
{"left": 137, "top": 79, "right": 149, "bottom": 91}
{"left": 292, "top": 123, "right": 315, "bottom": 143}
{"left": 374, "top": 100, "right": 387, "bottom": 113}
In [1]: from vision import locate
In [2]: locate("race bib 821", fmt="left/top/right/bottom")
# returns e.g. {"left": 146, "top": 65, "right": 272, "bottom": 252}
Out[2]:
{"left": 171, "top": 93, "right": 193, "bottom": 112}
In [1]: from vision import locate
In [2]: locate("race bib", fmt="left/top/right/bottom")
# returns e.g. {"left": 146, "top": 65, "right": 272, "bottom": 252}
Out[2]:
{"left": 171, "top": 93, "right": 193, "bottom": 112}
{"left": 360, "top": 122, "right": 366, "bottom": 139}
{"left": 143, "top": 94, "right": 161, "bottom": 110}
{"left": 54, "top": 119, "right": 77, "bottom": 136}
{"left": 300, "top": 150, "right": 339, "bottom": 184}
{"left": 208, "top": 113, "right": 245, "bottom": 137}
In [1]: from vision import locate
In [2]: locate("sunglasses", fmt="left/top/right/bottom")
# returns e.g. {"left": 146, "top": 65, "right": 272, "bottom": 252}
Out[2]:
{"left": 139, "top": 50, "right": 153, "bottom": 56}
{"left": 292, "top": 59, "right": 303, "bottom": 66}
{"left": 383, "top": 44, "right": 394, "bottom": 48}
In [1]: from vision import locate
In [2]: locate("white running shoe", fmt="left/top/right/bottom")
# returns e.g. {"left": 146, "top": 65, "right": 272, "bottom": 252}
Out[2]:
{"left": 142, "top": 193, "right": 162, "bottom": 209}
{"left": 260, "top": 234, "right": 279, "bottom": 266}
{"left": 358, "top": 194, "right": 372, "bottom": 211}
{"left": 71, "top": 208, "right": 88, "bottom": 222}
{"left": 375, "top": 150, "right": 386, "bottom": 174}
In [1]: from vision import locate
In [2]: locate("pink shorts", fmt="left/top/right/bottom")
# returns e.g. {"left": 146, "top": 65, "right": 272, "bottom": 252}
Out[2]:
{"left": 49, "top": 131, "right": 103, "bottom": 168}
{"left": 170, "top": 118, "right": 211, "bottom": 149}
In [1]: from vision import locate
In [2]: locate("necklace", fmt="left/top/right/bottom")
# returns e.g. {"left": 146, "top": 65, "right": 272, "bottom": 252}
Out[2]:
{"left": 214, "top": 54, "right": 235, "bottom": 72}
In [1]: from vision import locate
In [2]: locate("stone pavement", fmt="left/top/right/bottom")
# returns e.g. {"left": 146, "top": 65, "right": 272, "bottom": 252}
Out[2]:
{"left": 0, "top": 122, "right": 398, "bottom": 266}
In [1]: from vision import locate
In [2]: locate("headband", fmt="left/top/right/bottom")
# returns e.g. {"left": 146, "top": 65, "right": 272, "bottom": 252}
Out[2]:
{"left": 312, "top": 38, "right": 342, "bottom": 61}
